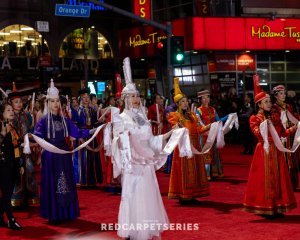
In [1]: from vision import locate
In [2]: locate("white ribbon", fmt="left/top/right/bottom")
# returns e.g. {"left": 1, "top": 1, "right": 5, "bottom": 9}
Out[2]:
{"left": 259, "top": 120, "right": 270, "bottom": 153}
{"left": 259, "top": 120, "right": 300, "bottom": 153}
{"left": 23, "top": 124, "right": 106, "bottom": 154}
{"left": 103, "top": 123, "right": 112, "bottom": 156}
{"left": 223, "top": 112, "right": 239, "bottom": 134}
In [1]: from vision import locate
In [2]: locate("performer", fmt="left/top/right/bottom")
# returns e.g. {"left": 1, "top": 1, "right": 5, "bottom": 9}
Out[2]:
{"left": 168, "top": 78, "right": 210, "bottom": 203}
{"left": 98, "top": 75, "right": 123, "bottom": 193}
{"left": 7, "top": 83, "right": 39, "bottom": 207}
{"left": 33, "top": 79, "right": 90, "bottom": 223}
{"left": 70, "top": 96, "right": 79, "bottom": 124}
{"left": 76, "top": 88, "right": 102, "bottom": 186}
{"left": 111, "top": 58, "right": 181, "bottom": 240}
{"left": 148, "top": 94, "right": 168, "bottom": 135}
{"left": 244, "top": 75, "right": 297, "bottom": 219}
{"left": 0, "top": 103, "right": 23, "bottom": 230}
{"left": 164, "top": 89, "right": 177, "bottom": 174}
{"left": 196, "top": 89, "right": 227, "bottom": 180}
{"left": 272, "top": 85, "right": 299, "bottom": 190}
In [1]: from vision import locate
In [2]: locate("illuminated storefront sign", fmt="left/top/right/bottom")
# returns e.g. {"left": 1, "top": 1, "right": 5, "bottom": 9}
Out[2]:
{"left": 66, "top": 0, "right": 105, "bottom": 11}
{"left": 119, "top": 17, "right": 300, "bottom": 58}
{"left": 129, "top": 32, "right": 167, "bottom": 48}
{"left": 133, "top": 0, "right": 151, "bottom": 20}
{"left": 251, "top": 25, "right": 300, "bottom": 42}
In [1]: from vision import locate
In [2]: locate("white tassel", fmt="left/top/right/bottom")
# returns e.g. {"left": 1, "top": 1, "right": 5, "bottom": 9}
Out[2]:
{"left": 23, "top": 134, "right": 31, "bottom": 154}
{"left": 216, "top": 122, "right": 225, "bottom": 148}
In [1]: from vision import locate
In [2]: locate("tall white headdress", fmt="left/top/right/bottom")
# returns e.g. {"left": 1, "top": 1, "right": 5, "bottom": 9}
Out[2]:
{"left": 121, "top": 57, "right": 138, "bottom": 98}
{"left": 45, "top": 78, "right": 68, "bottom": 138}
{"left": 47, "top": 79, "right": 59, "bottom": 99}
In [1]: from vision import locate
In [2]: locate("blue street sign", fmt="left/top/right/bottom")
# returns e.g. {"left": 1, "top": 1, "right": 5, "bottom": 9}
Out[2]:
{"left": 55, "top": 4, "right": 90, "bottom": 17}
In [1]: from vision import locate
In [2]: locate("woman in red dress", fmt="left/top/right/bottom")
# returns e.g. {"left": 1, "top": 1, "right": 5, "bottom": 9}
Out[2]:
{"left": 243, "top": 75, "right": 297, "bottom": 219}
{"left": 271, "top": 85, "right": 299, "bottom": 190}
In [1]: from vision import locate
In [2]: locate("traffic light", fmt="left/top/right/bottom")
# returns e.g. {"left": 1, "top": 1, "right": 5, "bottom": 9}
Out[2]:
{"left": 171, "top": 36, "right": 184, "bottom": 65}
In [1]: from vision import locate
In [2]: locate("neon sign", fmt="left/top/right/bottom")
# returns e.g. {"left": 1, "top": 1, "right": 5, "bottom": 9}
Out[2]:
{"left": 252, "top": 25, "right": 300, "bottom": 42}
{"left": 133, "top": 0, "right": 151, "bottom": 20}
{"left": 129, "top": 32, "right": 167, "bottom": 48}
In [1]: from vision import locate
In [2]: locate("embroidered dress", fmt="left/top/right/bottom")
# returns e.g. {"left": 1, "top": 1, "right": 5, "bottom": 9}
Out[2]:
{"left": 76, "top": 105, "right": 102, "bottom": 186}
{"left": 272, "top": 102, "right": 299, "bottom": 190}
{"left": 168, "top": 111, "right": 209, "bottom": 200}
{"left": 11, "top": 110, "right": 39, "bottom": 207}
{"left": 243, "top": 111, "right": 297, "bottom": 215}
{"left": 34, "top": 114, "right": 89, "bottom": 221}
{"left": 197, "top": 106, "right": 225, "bottom": 179}
{"left": 113, "top": 109, "right": 169, "bottom": 240}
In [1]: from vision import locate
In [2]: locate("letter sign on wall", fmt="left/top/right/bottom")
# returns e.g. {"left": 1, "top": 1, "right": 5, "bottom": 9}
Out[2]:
{"left": 133, "top": 0, "right": 151, "bottom": 20}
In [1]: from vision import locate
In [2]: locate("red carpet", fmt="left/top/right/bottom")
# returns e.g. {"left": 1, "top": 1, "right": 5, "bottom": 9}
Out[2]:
{"left": 1, "top": 144, "right": 300, "bottom": 240}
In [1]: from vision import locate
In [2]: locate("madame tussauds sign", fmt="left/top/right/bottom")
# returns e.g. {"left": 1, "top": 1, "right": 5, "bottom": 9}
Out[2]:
{"left": 252, "top": 25, "right": 300, "bottom": 42}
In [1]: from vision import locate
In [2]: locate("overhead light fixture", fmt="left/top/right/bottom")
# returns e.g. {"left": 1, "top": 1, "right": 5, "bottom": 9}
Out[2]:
{"left": 21, "top": 27, "right": 34, "bottom": 31}
{"left": 285, "top": 50, "right": 290, "bottom": 53}
{"left": 0, "top": 32, "right": 10, "bottom": 35}
{"left": 245, "top": 50, "right": 250, "bottom": 53}
{"left": 10, "top": 30, "right": 22, "bottom": 33}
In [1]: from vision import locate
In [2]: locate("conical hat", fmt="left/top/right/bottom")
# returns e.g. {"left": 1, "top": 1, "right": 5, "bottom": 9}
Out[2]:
{"left": 8, "top": 82, "right": 21, "bottom": 100}
{"left": 121, "top": 57, "right": 138, "bottom": 97}
{"left": 173, "top": 77, "right": 185, "bottom": 103}
{"left": 46, "top": 79, "right": 59, "bottom": 99}
{"left": 253, "top": 74, "right": 267, "bottom": 103}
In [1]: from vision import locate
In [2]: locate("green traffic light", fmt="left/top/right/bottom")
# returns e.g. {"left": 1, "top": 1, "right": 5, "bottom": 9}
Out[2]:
{"left": 176, "top": 53, "right": 184, "bottom": 62}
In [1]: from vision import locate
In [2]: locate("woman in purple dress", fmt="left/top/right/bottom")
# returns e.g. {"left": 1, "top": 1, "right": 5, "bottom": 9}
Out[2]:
{"left": 34, "top": 79, "right": 89, "bottom": 223}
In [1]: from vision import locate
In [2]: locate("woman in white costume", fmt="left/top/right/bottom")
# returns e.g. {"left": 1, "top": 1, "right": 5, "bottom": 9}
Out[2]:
{"left": 111, "top": 58, "right": 174, "bottom": 240}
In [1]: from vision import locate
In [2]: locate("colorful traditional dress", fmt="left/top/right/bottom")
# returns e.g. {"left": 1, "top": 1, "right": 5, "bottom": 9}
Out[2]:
{"left": 11, "top": 110, "right": 39, "bottom": 207}
{"left": 76, "top": 105, "right": 102, "bottom": 186}
{"left": 197, "top": 106, "right": 225, "bottom": 179}
{"left": 168, "top": 111, "right": 209, "bottom": 200}
{"left": 147, "top": 103, "right": 167, "bottom": 135}
{"left": 243, "top": 111, "right": 297, "bottom": 215}
{"left": 113, "top": 108, "right": 169, "bottom": 240}
{"left": 34, "top": 114, "right": 89, "bottom": 222}
{"left": 272, "top": 101, "right": 299, "bottom": 190}
{"left": 97, "top": 108, "right": 121, "bottom": 193}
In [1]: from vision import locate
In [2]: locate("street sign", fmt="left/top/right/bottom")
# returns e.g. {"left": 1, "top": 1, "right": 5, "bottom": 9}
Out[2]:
{"left": 36, "top": 21, "right": 49, "bottom": 32}
{"left": 55, "top": 4, "right": 91, "bottom": 17}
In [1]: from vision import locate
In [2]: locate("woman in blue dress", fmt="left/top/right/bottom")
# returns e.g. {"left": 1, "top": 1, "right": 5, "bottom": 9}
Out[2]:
{"left": 34, "top": 79, "right": 89, "bottom": 223}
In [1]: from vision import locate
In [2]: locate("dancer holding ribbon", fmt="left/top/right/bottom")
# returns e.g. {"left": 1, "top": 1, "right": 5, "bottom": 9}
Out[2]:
{"left": 32, "top": 79, "right": 95, "bottom": 223}
{"left": 110, "top": 58, "right": 194, "bottom": 240}
{"left": 196, "top": 89, "right": 228, "bottom": 180}
{"left": 271, "top": 84, "right": 299, "bottom": 190}
{"left": 168, "top": 78, "right": 211, "bottom": 204}
{"left": 243, "top": 74, "right": 297, "bottom": 219}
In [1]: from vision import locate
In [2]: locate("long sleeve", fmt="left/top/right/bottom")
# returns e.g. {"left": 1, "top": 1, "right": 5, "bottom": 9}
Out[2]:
{"left": 168, "top": 112, "right": 180, "bottom": 128}
{"left": 249, "top": 115, "right": 264, "bottom": 141}
{"left": 34, "top": 117, "right": 47, "bottom": 139}
{"left": 66, "top": 118, "right": 89, "bottom": 139}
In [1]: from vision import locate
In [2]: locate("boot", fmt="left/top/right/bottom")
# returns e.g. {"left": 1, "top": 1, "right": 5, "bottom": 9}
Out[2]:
{"left": 0, "top": 215, "right": 6, "bottom": 227}
{"left": 8, "top": 218, "right": 22, "bottom": 230}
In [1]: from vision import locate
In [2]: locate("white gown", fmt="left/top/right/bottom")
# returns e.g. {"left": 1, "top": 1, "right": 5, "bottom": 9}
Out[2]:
{"left": 112, "top": 109, "right": 169, "bottom": 240}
